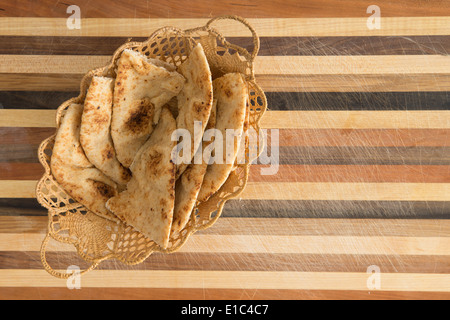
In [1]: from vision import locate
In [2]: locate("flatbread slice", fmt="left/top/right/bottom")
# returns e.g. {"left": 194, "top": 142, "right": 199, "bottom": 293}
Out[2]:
{"left": 111, "top": 49, "right": 185, "bottom": 168}
{"left": 175, "top": 43, "right": 213, "bottom": 178}
{"left": 106, "top": 108, "right": 177, "bottom": 249}
{"left": 171, "top": 99, "right": 217, "bottom": 234}
{"left": 197, "top": 73, "right": 248, "bottom": 202}
{"left": 51, "top": 103, "right": 119, "bottom": 221}
{"left": 80, "top": 76, "right": 131, "bottom": 186}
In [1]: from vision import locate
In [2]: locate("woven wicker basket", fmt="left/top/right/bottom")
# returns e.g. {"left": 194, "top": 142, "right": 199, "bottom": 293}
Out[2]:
{"left": 36, "top": 15, "right": 267, "bottom": 279}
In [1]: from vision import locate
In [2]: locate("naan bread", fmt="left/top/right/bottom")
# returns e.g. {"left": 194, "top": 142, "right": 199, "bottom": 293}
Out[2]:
{"left": 106, "top": 108, "right": 177, "bottom": 249}
{"left": 51, "top": 103, "right": 119, "bottom": 221}
{"left": 111, "top": 49, "right": 185, "bottom": 167}
{"left": 80, "top": 76, "right": 131, "bottom": 186}
{"left": 171, "top": 100, "right": 217, "bottom": 234}
{"left": 175, "top": 43, "right": 213, "bottom": 178}
{"left": 197, "top": 73, "right": 248, "bottom": 202}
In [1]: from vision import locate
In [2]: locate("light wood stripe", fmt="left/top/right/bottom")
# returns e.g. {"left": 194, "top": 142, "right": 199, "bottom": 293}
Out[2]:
{"left": 1, "top": 110, "right": 449, "bottom": 129}
{"left": 257, "top": 74, "right": 450, "bottom": 92}
{"left": 2, "top": 55, "right": 449, "bottom": 75}
{"left": 0, "top": 233, "right": 448, "bottom": 256}
{"left": 0, "top": 180, "right": 37, "bottom": 198}
{"left": 1, "top": 17, "right": 449, "bottom": 37}
{"left": 2, "top": 73, "right": 448, "bottom": 92}
{"left": 0, "top": 110, "right": 56, "bottom": 127}
{"left": 2, "top": 180, "right": 449, "bottom": 201}
{"left": 2, "top": 216, "right": 449, "bottom": 237}
{"left": 261, "top": 111, "right": 450, "bottom": 129}
{"left": 240, "top": 182, "right": 450, "bottom": 201}
{"left": 0, "top": 269, "right": 448, "bottom": 291}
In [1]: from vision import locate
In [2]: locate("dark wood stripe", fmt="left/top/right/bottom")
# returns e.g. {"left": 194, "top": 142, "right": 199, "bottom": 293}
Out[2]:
{"left": 1, "top": 198, "right": 449, "bottom": 219}
{"left": 0, "top": 144, "right": 40, "bottom": 162}
{"left": 0, "top": 36, "right": 449, "bottom": 56}
{"left": 0, "top": 91, "right": 78, "bottom": 109}
{"left": 223, "top": 200, "right": 450, "bottom": 219}
{"left": 0, "top": 198, "right": 47, "bottom": 216}
{"left": 1, "top": 91, "right": 449, "bottom": 110}
{"left": 266, "top": 92, "right": 450, "bottom": 111}
{"left": 0, "top": 287, "right": 448, "bottom": 300}
{"left": 1, "top": 251, "right": 449, "bottom": 274}
{"left": 1, "top": 0, "right": 448, "bottom": 18}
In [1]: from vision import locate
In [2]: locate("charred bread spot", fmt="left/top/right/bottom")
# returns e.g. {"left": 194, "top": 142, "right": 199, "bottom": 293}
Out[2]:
{"left": 102, "top": 146, "right": 115, "bottom": 161}
{"left": 125, "top": 98, "right": 154, "bottom": 134}
{"left": 146, "top": 151, "right": 163, "bottom": 177}
{"left": 91, "top": 181, "right": 116, "bottom": 199}
{"left": 224, "top": 88, "right": 233, "bottom": 98}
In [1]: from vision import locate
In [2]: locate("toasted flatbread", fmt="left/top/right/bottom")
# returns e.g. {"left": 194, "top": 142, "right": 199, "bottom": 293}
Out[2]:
{"left": 175, "top": 43, "right": 213, "bottom": 178}
{"left": 197, "top": 73, "right": 248, "bottom": 202}
{"left": 171, "top": 99, "right": 217, "bottom": 234}
{"left": 111, "top": 49, "right": 185, "bottom": 167}
{"left": 51, "top": 103, "right": 119, "bottom": 221}
{"left": 80, "top": 76, "right": 131, "bottom": 186}
{"left": 106, "top": 108, "right": 177, "bottom": 249}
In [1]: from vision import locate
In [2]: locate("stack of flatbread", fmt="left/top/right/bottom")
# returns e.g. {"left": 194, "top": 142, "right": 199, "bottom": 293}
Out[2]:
{"left": 51, "top": 43, "right": 248, "bottom": 249}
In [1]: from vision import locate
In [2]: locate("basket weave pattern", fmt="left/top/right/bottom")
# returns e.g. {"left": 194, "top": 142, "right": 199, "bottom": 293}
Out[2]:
{"left": 36, "top": 16, "right": 267, "bottom": 278}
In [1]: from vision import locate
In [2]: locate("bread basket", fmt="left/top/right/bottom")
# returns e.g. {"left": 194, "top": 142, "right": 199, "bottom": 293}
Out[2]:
{"left": 36, "top": 15, "right": 267, "bottom": 278}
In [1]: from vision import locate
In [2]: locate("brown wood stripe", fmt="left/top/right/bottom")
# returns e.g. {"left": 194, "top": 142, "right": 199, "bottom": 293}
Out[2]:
{"left": 1, "top": 127, "right": 449, "bottom": 149}
{"left": 275, "top": 129, "right": 450, "bottom": 147}
{"left": 2, "top": 73, "right": 449, "bottom": 92}
{"left": 1, "top": 18, "right": 449, "bottom": 37}
{"left": 1, "top": 251, "right": 449, "bottom": 274}
{"left": 0, "top": 163, "right": 44, "bottom": 180}
{"left": 1, "top": 286, "right": 449, "bottom": 301}
{"left": 0, "top": 128, "right": 55, "bottom": 144}
{"left": 1, "top": 0, "right": 449, "bottom": 18}
{"left": 0, "top": 287, "right": 448, "bottom": 300}
{"left": 0, "top": 36, "right": 449, "bottom": 56}
{"left": 1, "top": 128, "right": 448, "bottom": 147}
{"left": 3, "top": 144, "right": 448, "bottom": 165}
{"left": 249, "top": 165, "right": 450, "bottom": 183}
{"left": 1, "top": 163, "right": 449, "bottom": 183}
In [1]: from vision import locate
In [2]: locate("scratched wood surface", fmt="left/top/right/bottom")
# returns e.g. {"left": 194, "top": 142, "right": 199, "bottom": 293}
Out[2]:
{"left": 0, "top": 0, "right": 449, "bottom": 300}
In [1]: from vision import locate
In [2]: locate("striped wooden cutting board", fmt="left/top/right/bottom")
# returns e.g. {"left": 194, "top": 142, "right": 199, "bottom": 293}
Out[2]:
{"left": 0, "top": 0, "right": 449, "bottom": 300}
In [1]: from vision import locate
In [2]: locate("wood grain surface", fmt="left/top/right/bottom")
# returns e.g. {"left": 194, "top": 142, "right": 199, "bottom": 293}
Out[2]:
{"left": 0, "top": 0, "right": 448, "bottom": 300}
